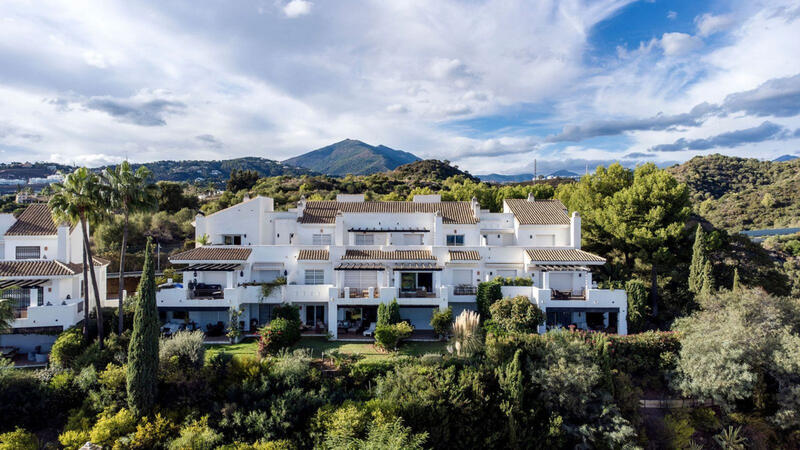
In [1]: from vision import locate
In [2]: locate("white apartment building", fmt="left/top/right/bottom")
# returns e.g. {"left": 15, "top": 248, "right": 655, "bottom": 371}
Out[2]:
{"left": 159, "top": 194, "right": 627, "bottom": 339}
{"left": 0, "top": 204, "right": 108, "bottom": 347}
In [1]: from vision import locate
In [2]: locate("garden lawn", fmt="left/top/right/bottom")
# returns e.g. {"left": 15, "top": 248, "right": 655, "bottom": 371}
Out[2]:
{"left": 206, "top": 337, "right": 447, "bottom": 362}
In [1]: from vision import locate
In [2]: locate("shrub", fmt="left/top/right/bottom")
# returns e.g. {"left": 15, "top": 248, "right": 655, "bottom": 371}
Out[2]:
{"left": 430, "top": 306, "right": 453, "bottom": 339}
{"left": 272, "top": 303, "right": 300, "bottom": 322}
{"left": 123, "top": 414, "right": 179, "bottom": 450}
{"left": 271, "top": 349, "right": 313, "bottom": 386}
{"left": 489, "top": 296, "right": 544, "bottom": 334}
{"left": 377, "top": 299, "right": 401, "bottom": 326}
{"left": 664, "top": 410, "right": 695, "bottom": 450}
{"left": 50, "top": 327, "right": 86, "bottom": 368}
{"left": 476, "top": 281, "right": 502, "bottom": 320}
{"left": 374, "top": 322, "right": 413, "bottom": 351}
{"left": 0, "top": 428, "right": 38, "bottom": 450}
{"left": 257, "top": 317, "right": 301, "bottom": 357}
{"left": 89, "top": 408, "right": 137, "bottom": 447}
{"left": 59, "top": 430, "right": 91, "bottom": 450}
{"left": 451, "top": 310, "right": 482, "bottom": 357}
{"left": 625, "top": 279, "right": 649, "bottom": 333}
{"left": 159, "top": 330, "right": 206, "bottom": 372}
{"left": 169, "top": 417, "right": 222, "bottom": 450}
{"left": 493, "top": 276, "right": 533, "bottom": 286}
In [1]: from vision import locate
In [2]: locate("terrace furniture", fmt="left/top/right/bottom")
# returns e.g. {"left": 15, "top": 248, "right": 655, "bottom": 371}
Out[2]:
{"left": 192, "top": 283, "right": 224, "bottom": 299}
{"left": 363, "top": 322, "right": 377, "bottom": 337}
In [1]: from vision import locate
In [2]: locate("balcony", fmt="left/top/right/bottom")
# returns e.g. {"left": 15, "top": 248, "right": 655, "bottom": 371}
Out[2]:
{"left": 340, "top": 287, "right": 379, "bottom": 299}
{"left": 12, "top": 298, "right": 83, "bottom": 329}
{"left": 452, "top": 285, "right": 477, "bottom": 296}
{"left": 398, "top": 289, "right": 437, "bottom": 298}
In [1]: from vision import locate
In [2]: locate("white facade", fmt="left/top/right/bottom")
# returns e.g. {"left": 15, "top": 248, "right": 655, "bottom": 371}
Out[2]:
{"left": 160, "top": 194, "right": 627, "bottom": 339}
{"left": 0, "top": 204, "right": 108, "bottom": 335}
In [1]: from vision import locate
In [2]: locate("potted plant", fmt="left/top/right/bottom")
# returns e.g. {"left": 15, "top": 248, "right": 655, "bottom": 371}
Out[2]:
{"left": 227, "top": 307, "right": 244, "bottom": 344}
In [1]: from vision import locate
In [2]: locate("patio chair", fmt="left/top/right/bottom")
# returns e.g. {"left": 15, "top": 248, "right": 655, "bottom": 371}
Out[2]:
{"left": 363, "top": 322, "right": 377, "bottom": 337}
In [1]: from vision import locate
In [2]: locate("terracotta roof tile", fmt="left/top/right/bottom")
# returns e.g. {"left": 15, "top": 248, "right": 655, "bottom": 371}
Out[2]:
{"left": 448, "top": 250, "right": 481, "bottom": 261}
{"left": 5, "top": 204, "right": 59, "bottom": 236}
{"left": 170, "top": 246, "right": 252, "bottom": 261}
{"left": 525, "top": 248, "right": 605, "bottom": 264}
{"left": 505, "top": 199, "right": 570, "bottom": 225}
{"left": 342, "top": 249, "right": 435, "bottom": 260}
{"left": 298, "top": 249, "right": 329, "bottom": 260}
{"left": 0, "top": 260, "right": 81, "bottom": 277}
{"left": 300, "top": 201, "right": 477, "bottom": 224}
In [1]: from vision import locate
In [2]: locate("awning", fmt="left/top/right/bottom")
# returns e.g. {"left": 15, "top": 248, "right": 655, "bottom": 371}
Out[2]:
{"left": 0, "top": 279, "right": 48, "bottom": 289}
{"left": 252, "top": 263, "right": 284, "bottom": 270}
{"left": 335, "top": 263, "right": 386, "bottom": 271}
{"left": 182, "top": 263, "right": 241, "bottom": 272}
{"left": 348, "top": 227, "right": 430, "bottom": 232}
{"left": 534, "top": 265, "right": 591, "bottom": 271}
{"left": 393, "top": 262, "right": 443, "bottom": 271}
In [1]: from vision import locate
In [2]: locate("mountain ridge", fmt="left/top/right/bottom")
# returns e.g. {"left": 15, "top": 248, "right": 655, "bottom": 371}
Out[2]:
{"left": 282, "top": 139, "right": 420, "bottom": 176}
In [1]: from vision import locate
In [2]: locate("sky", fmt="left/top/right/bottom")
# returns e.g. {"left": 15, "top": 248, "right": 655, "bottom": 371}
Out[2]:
{"left": 0, "top": 0, "right": 799, "bottom": 175}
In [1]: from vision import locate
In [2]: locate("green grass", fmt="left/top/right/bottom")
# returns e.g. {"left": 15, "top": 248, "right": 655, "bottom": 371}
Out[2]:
{"left": 206, "top": 337, "right": 447, "bottom": 362}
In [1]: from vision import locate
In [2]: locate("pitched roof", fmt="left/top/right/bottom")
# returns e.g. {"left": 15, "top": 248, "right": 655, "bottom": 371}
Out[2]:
{"left": 0, "top": 260, "right": 81, "bottom": 277}
{"left": 170, "top": 246, "right": 252, "bottom": 261}
{"left": 525, "top": 248, "right": 606, "bottom": 264}
{"left": 298, "top": 249, "right": 330, "bottom": 260}
{"left": 505, "top": 199, "right": 570, "bottom": 225}
{"left": 448, "top": 250, "right": 481, "bottom": 261}
{"left": 300, "top": 201, "right": 477, "bottom": 224}
{"left": 5, "top": 204, "right": 59, "bottom": 236}
{"left": 342, "top": 249, "right": 435, "bottom": 260}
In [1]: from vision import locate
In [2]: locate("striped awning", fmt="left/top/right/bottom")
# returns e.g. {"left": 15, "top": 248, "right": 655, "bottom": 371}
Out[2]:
{"left": 393, "top": 262, "right": 443, "bottom": 271}
{"left": 335, "top": 263, "right": 386, "bottom": 271}
{"left": 0, "top": 279, "right": 48, "bottom": 289}
{"left": 182, "top": 263, "right": 241, "bottom": 272}
{"left": 534, "top": 265, "right": 591, "bottom": 271}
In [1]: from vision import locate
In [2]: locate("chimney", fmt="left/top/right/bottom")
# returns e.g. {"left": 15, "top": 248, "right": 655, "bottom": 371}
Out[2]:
{"left": 297, "top": 195, "right": 306, "bottom": 216}
{"left": 243, "top": 194, "right": 250, "bottom": 202}
{"left": 471, "top": 196, "right": 480, "bottom": 220}
{"left": 570, "top": 211, "right": 581, "bottom": 249}
{"left": 527, "top": 192, "right": 536, "bottom": 202}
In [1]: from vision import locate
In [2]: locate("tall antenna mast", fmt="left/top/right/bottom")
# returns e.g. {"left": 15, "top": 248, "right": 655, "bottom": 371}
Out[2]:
{"left": 533, "top": 159, "right": 537, "bottom": 183}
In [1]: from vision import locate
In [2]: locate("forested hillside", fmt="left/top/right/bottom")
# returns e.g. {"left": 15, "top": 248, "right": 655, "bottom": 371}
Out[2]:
{"left": 669, "top": 154, "right": 800, "bottom": 231}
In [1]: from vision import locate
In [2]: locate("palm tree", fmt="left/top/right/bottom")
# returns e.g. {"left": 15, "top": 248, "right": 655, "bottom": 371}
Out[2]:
{"left": 50, "top": 168, "right": 109, "bottom": 348}
{"left": 103, "top": 161, "right": 159, "bottom": 334}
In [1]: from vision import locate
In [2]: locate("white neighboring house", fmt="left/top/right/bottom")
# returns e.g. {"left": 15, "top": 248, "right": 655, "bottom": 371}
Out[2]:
{"left": 0, "top": 204, "right": 108, "bottom": 344}
{"left": 159, "top": 194, "right": 627, "bottom": 339}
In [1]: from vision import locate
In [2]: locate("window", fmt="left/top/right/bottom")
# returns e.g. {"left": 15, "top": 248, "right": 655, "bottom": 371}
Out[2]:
{"left": 15, "top": 246, "right": 40, "bottom": 260}
{"left": 305, "top": 305, "right": 326, "bottom": 326}
{"left": 403, "top": 234, "right": 423, "bottom": 245}
{"left": 305, "top": 269, "right": 325, "bottom": 285}
{"left": 223, "top": 235, "right": 242, "bottom": 245}
{"left": 446, "top": 234, "right": 465, "bottom": 246}
{"left": 254, "top": 269, "right": 281, "bottom": 283}
{"left": 354, "top": 234, "right": 374, "bottom": 245}
{"left": 312, "top": 234, "right": 332, "bottom": 245}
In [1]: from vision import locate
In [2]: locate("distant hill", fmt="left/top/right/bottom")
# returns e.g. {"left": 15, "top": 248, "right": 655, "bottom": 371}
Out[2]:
{"left": 774, "top": 154, "right": 799, "bottom": 162}
{"left": 390, "top": 159, "right": 479, "bottom": 183}
{"left": 549, "top": 169, "right": 580, "bottom": 178}
{"left": 477, "top": 173, "right": 534, "bottom": 183}
{"left": 283, "top": 139, "right": 420, "bottom": 176}
{"left": 669, "top": 154, "right": 800, "bottom": 231}
{"left": 117, "top": 157, "right": 314, "bottom": 184}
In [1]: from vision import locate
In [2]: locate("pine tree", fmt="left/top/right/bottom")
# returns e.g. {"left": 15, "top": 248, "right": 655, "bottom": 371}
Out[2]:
{"left": 127, "top": 238, "right": 160, "bottom": 417}
{"left": 689, "top": 225, "right": 707, "bottom": 294}
{"left": 700, "top": 260, "right": 714, "bottom": 298}
{"left": 732, "top": 267, "right": 741, "bottom": 292}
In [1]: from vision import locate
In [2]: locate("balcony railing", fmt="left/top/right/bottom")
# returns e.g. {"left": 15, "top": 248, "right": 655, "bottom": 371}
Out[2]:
{"left": 399, "top": 289, "right": 437, "bottom": 298}
{"left": 341, "top": 288, "right": 379, "bottom": 299}
{"left": 550, "top": 289, "right": 586, "bottom": 300}
{"left": 452, "top": 285, "right": 477, "bottom": 296}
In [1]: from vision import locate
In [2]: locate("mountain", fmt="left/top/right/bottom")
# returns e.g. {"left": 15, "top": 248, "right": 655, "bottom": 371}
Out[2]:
{"left": 476, "top": 173, "right": 534, "bottom": 183}
{"left": 390, "top": 159, "right": 479, "bottom": 183}
{"left": 669, "top": 154, "right": 800, "bottom": 231}
{"left": 549, "top": 169, "right": 580, "bottom": 178}
{"left": 773, "top": 154, "right": 799, "bottom": 162}
{"left": 120, "top": 157, "right": 314, "bottom": 183}
{"left": 282, "top": 139, "right": 421, "bottom": 176}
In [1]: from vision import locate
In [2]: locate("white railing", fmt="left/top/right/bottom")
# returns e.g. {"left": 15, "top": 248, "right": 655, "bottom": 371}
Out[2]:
{"left": 284, "top": 284, "right": 334, "bottom": 302}
{"left": 12, "top": 299, "right": 83, "bottom": 329}
{"left": 157, "top": 287, "right": 231, "bottom": 308}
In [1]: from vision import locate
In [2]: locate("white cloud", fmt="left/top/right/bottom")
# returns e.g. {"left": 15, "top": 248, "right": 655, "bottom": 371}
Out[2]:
{"left": 659, "top": 32, "right": 703, "bottom": 56}
{"left": 695, "top": 13, "right": 735, "bottom": 37}
{"left": 667, "top": 11, "right": 677, "bottom": 20}
{"left": 283, "top": 0, "right": 312, "bottom": 18}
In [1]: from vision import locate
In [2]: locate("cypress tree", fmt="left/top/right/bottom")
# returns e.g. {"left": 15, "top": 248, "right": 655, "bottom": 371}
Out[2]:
{"left": 689, "top": 225, "right": 707, "bottom": 294}
{"left": 127, "top": 238, "right": 159, "bottom": 417}
{"left": 732, "top": 267, "right": 741, "bottom": 292}
{"left": 700, "top": 260, "right": 714, "bottom": 298}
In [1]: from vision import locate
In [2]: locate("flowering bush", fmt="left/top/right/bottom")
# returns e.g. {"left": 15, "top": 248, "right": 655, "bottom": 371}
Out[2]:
{"left": 257, "top": 317, "right": 301, "bottom": 357}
